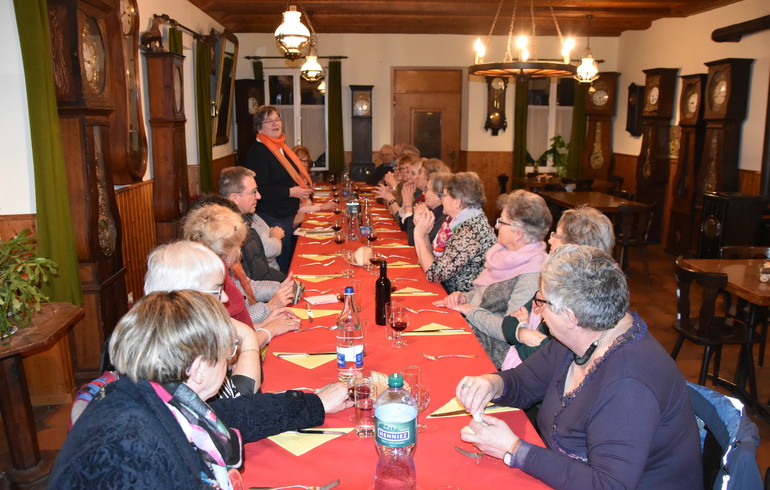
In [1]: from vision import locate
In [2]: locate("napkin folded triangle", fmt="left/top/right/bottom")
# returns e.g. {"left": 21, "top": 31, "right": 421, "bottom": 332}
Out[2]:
{"left": 268, "top": 428, "right": 354, "bottom": 456}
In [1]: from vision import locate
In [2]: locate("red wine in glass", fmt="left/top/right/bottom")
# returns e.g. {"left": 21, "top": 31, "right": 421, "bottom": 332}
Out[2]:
{"left": 331, "top": 222, "right": 342, "bottom": 232}
{"left": 367, "top": 232, "right": 378, "bottom": 243}
{"left": 334, "top": 236, "right": 345, "bottom": 245}
{"left": 390, "top": 321, "right": 408, "bottom": 332}
{"left": 333, "top": 207, "right": 342, "bottom": 215}
{"left": 369, "top": 256, "right": 383, "bottom": 267}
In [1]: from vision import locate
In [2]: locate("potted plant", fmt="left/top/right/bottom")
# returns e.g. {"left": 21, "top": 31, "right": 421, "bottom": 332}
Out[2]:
{"left": 0, "top": 229, "right": 58, "bottom": 339}
{"left": 536, "top": 135, "right": 570, "bottom": 178}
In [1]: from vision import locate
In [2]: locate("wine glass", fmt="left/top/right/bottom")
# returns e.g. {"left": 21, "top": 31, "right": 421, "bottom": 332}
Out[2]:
{"left": 331, "top": 217, "right": 343, "bottom": 233}
{"left": 388, "top": 304, "right": 408, "bottom": 348}
{"left": 334, "top": 230, "right": 345, "bottom": 246}
{"left": 368, "top": 250, "right": 384, "bottom": 275}
{"left": 413, "top": 384, "right": 430, "bottom": 433}
{"left": 366, "top": 228, "right": 378, "bottom": 245}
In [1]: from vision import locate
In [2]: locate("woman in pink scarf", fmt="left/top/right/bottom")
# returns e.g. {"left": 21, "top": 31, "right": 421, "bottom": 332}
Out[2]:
{"left": 434, "top": 190, "right": 551, "bottom": 368}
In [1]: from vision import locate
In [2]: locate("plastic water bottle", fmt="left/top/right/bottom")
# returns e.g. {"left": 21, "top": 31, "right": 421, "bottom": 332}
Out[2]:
{"left": 336, "top": 286, "right": 364, "bottom": 382}
{"left": 374, "top": 374, "right": 417, "bottom": 489}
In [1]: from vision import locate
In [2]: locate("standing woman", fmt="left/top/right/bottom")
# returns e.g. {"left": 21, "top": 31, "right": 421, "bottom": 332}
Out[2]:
{"left": 243, "top": 106, "right": 314, "bottom": 272}
{"left": 413, "top": 172, "right": 496, "bottom": 293}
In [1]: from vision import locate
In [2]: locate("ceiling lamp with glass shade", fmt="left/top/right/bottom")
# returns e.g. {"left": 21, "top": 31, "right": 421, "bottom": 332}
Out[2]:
{"left": 316, "top": 80, "right": 326, "bottom": 95}
{"left": 574, "top": 15, "right": 599, "bottom": 84}
{"left": 469, "top": 0, "right": 577, "bottom": 81}
{"left": 301, "top": 47, "right": 325, "bottom": 82}
{"left": 274, "top": 5, "right": 310, "bottom": 60}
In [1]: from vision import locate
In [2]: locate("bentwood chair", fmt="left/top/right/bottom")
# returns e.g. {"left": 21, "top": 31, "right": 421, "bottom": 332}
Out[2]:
{"left": 672, "top": 257, "right": 758, "bottom": 396}
{"left": 719, "top": 246, "right": 770, "bottom": 367}
{"left": 615, "top": 203, "right": 654, "bottom": 283}
{"left": 687, "top": 382, "right": 762, "bottom": 489}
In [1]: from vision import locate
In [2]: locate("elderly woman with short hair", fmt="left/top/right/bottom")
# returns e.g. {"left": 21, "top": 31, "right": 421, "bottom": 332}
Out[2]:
{"left": 413, "top": 172, "right": 496, "bottom": 293}
{"left": 456, "top": 245, "right": 702, "bottom": 489}
{"left": 407, "top": 171, "right": 452, "bottom": 246}
{"left": 436, "top": 190, "right": 551, "bottom": 368}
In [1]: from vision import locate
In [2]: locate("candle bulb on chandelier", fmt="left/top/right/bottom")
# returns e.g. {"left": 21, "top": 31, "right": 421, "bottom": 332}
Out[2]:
{"left": 516, "top": 35, "right": 529, "bottom": 62}
{"left": 473, "top": 37, "right": 486, "bottom": 64}
{"left": 561, "top": 38, "right": 575, "bottom": 64}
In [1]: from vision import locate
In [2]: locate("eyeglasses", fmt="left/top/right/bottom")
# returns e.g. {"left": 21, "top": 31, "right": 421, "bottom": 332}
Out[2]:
{"left": 202, "top": 285, "right": 223, "bottom": 299}
{"left": 263, "top": 117, "right": 281, "bottom": 125}
{"left": 238, "top": 188, "right": 259, "bottom": 196}
{"left": 531, "top": 290, "right": 552, "bottom": 309}
{"left": 227, "top": 339, "right": 240, "bottom": 360}
{"left": 496, "top": 217, "right": 518, "bottom": 228}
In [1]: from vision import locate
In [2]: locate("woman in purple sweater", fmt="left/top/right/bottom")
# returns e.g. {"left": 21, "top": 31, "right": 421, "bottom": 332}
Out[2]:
{"left": 456, "top": 245, "right": 703, "bottom": 489}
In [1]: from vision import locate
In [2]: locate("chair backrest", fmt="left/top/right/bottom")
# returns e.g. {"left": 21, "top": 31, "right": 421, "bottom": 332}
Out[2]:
{"left": 687, "top": 382, "right": 762, "bottom": 490}
{"left": 574, "top": 178, "right": 594, "bottom": 191}
{"left": 617, "top": 203, "right": 654, "bottom": 245}
{"left": 675, "top": 256, "right": 728, "bottom": 335}
{"left": 720, "top": 246, "right": 770, "bottom": 260}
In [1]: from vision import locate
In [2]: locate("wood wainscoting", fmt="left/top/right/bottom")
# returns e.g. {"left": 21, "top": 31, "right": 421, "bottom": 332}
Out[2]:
{"left": 463, "top": 151, "right": 513, "bottom": 221}
{"left": 115, "top": 180, "right": 156, "bottom": 306}
{"left": 187, "top": 153, "right": 238, "bottom": 198}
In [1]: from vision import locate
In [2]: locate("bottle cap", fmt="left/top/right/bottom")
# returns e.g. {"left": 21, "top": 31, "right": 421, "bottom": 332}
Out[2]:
{"left": 345, "top": 286, "right": 354, "bottom": 294}
{"left": 388, "top": 373, "right": 404, "bottom": 388}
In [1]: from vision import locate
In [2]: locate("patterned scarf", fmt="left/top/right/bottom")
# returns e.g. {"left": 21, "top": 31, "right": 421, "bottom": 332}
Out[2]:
{"left": 151, "top": 382, "right": 243, "bottom": 489}
{"left": 472, "top": 241, "right": 547, "bottom": 287}
{"left": 257, "top": 133, "right": 313, "bottom": 189}
{"left": 432, "top": 216, "right": 453, "bottom": 256}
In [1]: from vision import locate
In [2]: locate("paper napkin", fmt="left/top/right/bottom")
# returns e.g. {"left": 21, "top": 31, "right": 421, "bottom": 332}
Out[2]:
{"left": 402, "top": 322, "right": 471, "bottom": 336}
{"left": 298, "top": 254, "right": 339, "bottom": 262}
{"left": 388, "top": 261, "right": 419, "bottom": 268}
{"left": 294, "top": 274, "right": 341, "bottom": 283}
{"left": 268, "top": 428, "right": 354, "bottom": 456}
{"left": 391, "top": 287, "right": 437, "bottom": 296}
{"left": 288, "top": 307, "right": 340, "bottom": 319}
{"left": 305, "top": 294, "right": 340, "bottom": 305}
{"left": 428, "top": 397, "right": 519, "bottom": 419}
{"left": 272, "top": 352, "right": 338, "bottom": 369}
{"left": 375, "top": 243, "right": 413, "bottom": 249}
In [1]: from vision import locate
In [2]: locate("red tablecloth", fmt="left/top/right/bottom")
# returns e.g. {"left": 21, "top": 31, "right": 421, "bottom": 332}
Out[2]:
{"left": 241, "top": 198, "right": 548, "bottom": 489}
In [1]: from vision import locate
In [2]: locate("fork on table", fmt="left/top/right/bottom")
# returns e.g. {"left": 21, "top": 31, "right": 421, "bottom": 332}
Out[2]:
{"left": 404, "top": 307, "right": 448, "bottom": 314}
{"left": 420, "top": 352, "right": 478, "bottom": 360}
{"left": 303, "top": 260, "right": 335, "bottom": 266}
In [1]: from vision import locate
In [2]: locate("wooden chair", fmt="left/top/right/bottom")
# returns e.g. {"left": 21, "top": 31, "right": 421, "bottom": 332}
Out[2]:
{"left": 719, "top": 246, "right": 770, "bottom": 366}
{"left": 671, "top": 257, "right": 758, "bottom": 397}
{"left": 615, "top": 202, "right": 654, "bottom": 282}
{"left": 561, "top": 177, "right": 593, "bottom": 191}
{"left": 608, "top": 188, "right": 635, "bottom": 200}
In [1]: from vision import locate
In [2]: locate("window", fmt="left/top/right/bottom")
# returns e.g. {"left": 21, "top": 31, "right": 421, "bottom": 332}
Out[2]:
{"left": 526, "top": 78, "right": 574, "bottom": 168}
{"left": 264, "top": 70, "right": 328, "bottom": 170}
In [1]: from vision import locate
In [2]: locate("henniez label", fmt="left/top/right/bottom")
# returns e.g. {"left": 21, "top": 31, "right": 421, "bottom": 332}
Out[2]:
{"left": 375, "top": 419, "right": 416, "bottom": 447}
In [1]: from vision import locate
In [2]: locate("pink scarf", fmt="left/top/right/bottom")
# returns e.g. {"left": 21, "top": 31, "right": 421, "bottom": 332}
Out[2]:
{"left": 432, "top": 217, "right": 453, "bottom": 256}
{"left": 473, "top": 241, "right": 547, "bottom": 288}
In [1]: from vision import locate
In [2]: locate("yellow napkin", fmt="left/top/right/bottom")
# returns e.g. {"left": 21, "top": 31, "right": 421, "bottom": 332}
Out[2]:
{"left": 428, "top": 397, "right": 519, "bottom": 418}
{"left": 375, "top": 243, "right": 412, "bottom": 249}
{"left": 294, "top": 274, "right": 341, "bottom": 283}
{"left": 268, "top": 428, "right": 354, "bottom": 456}
{"left": 389, "top": 261, "right": 419, "bottom": 268}
{"left": 374, "top": 228, "right": 401, "bottom": 233}
{"left": 392, "top": 287, "right": 437, "bottom": 296}
{"left": 272, "top": 352, "right": 338, "bottom": 369}
{"left": 288, "top": 307, "right": 340, "bottom": 319}
{"left": 304, "top": 220, "right": 330, "bottom": 225}
{"left": 298, "top": 254, "right": 339, "bottom": 261}
{"left": 402, "top": 322, "right": 471, "bottom": 336}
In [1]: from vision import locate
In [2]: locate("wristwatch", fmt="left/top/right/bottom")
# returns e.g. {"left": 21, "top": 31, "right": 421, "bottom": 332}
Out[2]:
{"left": 503, "top": 439, "right": 522, "bottom": 468}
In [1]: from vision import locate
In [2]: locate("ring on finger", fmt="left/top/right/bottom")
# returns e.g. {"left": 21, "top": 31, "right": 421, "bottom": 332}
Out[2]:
{"left": 461, "top": 383, "right": 470, "bottom": 389}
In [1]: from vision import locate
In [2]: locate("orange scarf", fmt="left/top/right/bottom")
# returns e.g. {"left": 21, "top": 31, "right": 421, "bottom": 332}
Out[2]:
{"left": 257, "top": 133, "right": 313, "bottom": 189}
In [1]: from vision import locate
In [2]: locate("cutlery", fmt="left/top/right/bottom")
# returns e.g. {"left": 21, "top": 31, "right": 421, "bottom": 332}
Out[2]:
{"left": 293, "top": 429, "right": 349, "bottom": 436}
{"left": 429, "top": 405, "right": 504, "bottom": 418}
{"left": 296, "top": 325, "right": 337, "bottom": 332}
{"left": 404, "top": 307, "right": 448, "bottom": 314}
{"left": 420, "top": 352, "right": 478, "bottom": 360}
{"left": 306, "top": 288, "right": 333, "bottom": 294}
{"left": 402, "top": 329, "right": 467, "bottom": 335}
{"left": 250, "top": 478, "right": 341, "bottom": 490}
{"left": 306, "top": 303, "right": 315, "bottom": 322}
{"left": 304, "top": 261, "right": 335, "bottom": 266}
{"left": 275, "top": 352, "right": 336, "bottom": 358}
{"left": 455, "top": 446, "right": 484, "bottom": 459}
{"left": 384, "top": 254, "right": 411, "bottom": 259}
{"left": 306, "top": 240, "right": 332, "bottom": 245}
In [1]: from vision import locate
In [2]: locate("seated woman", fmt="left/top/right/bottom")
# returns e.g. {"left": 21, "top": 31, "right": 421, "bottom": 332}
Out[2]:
{"left": 374, "top": 153, "right": 421, "bottom": 218}
{"left": 435, "top": 190, "right": 551, "bottom": 368}
{"left": 456, "top": 245, "right": 702, "bottom": 489}
{"left": 182, "top": 203, "right": 294, "bottom": 327}
{"left": 53, "top": 291, "right": 353, "bottom": 488}
{"left": 413, "top": 172, "right": 496, "bottom": 293}
{"left": 500, "top": 205, "right": 615, "bottom": 369}
{"left": 407, "top": 172, "right": 452, "bottom": 246}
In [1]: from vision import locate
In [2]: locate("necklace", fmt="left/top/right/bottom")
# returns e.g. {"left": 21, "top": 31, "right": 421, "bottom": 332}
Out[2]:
{"left": 573, "top": 331, "right": 607, "bottom": 366}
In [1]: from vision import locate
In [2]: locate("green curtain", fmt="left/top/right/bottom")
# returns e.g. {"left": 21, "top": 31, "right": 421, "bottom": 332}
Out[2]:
{"left": 12, "top": 0, "right": 82, "bottom": 305}
{"left": 327, "top": 61, "right": 344, "bottom": 176}
{"left": 567, "top": 81, "right": 588, "bottom": 178}
{"left": 252, "top": 60, "right": 263, "bottom": 82}
{"left": 168, "top": 27, "right": 183, "bottom": 55}
{"left": 196, "top": 38, "right": 214, "bottom": 193}
{"left": 512, "top": 77, "right": 529, "bottom": 179}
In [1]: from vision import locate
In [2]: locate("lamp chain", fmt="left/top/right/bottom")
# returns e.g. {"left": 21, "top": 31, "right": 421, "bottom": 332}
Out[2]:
{"left": 529, "top": 0, "right": 536, "bottom": 60}
{"left": 484, "top": 0, "right": 505, "bottom": 57}
{"left": 504, "top": 0, "right": 518, "bottom": 62}
{"left": 548, "top": 1, "right": 564, "bottom": 46}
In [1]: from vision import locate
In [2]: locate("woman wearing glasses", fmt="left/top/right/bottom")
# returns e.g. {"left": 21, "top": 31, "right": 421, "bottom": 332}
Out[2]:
{"left": 434, "top": 190, "right": 551, "bottom": 368}
{"left": 407, "top": 172, "right": 452, "bottom": 246}
{"left": 456, "top": 245, "right": 702, "bottom": 489}
{"left": 243, "top": 105, "right": 314, "bottom": 272}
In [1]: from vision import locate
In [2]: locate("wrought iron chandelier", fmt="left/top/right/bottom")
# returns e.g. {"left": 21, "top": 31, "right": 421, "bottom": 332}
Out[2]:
{"left": 274, "top": 4, "right": 325, "bottom": 82}
{"left": 469, "top": 0, "right": 585, "bottom": 81}
{"left": 574, "top": 15, "right": 599, "bottom": 83}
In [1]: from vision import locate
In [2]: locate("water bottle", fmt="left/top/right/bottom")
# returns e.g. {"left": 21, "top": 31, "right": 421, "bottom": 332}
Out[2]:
{"left": 374, "top": 374, "right": 417, "bottom": 490}
{"left": 336, "top": 286, "right": 364, "bottom": 382}
{"left": 375, "top": 260, "right": 391, "bottom": 326}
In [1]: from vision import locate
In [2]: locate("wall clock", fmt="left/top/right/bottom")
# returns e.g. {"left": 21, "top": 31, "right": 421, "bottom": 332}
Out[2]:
{"left": 80, "top": 17, "right": 106, "bottom": 94}
{"left": 635, "top": 67, "right": 678, "bottom": 242}
{"left": 582, "top": 72, "right": 618, "bottom": 180}
{"left": 484, "top": 76, "right": 507, "bottom": 135}
{"left": 625, "top": 83, "right": 644, "bottom": 137}
{"left": 350, "top": 85, "right": 374, "bottom": 170}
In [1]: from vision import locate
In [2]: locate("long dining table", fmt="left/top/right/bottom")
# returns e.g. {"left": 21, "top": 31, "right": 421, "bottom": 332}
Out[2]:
{"left": 240, "top": 188, "right": 548, "bottom": 489}
{"left": 538, "top": 191, "right": 642, "bottom": 215}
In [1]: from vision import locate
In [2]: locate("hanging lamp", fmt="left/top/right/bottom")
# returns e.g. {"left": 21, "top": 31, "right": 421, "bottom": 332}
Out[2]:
{"left": 574, "top": 15, "right": 599, "bottom": 83}
{"left": 274, "top": 5, "right": 310, "bottom": 60}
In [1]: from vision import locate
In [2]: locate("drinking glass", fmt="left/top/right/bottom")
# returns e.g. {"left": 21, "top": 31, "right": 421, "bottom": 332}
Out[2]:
{"left": 388, "top": 304, "right": 408, "bottom": 348}
{"left": 368, "top": 250, "right": 384, "bottom": 275}
{"left": 341, "top": 249, "right": 355, "bottom": 278}
{"left": 401, "top": 365, "right": 422, "bottom": 393}
{"left": 352, "top": 377, "right": 374, "bottom": 437}
{"left": 331, "top": 217, "right": 343, "bottom": 232}
{"left": 385, "top": 301, "right": 398, "bottom": 340}
{"left": 334, "top": 230, "right": 345, "bottom": 246}
{"left": 413, "top": 384, "right": 430, "bottom": 433}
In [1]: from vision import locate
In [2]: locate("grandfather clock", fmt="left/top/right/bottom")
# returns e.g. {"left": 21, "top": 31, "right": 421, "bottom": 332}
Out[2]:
{"left": 47, "top": 0, "right": 127, "bottom": 374}
{"left": 350, "top": 85, "right": 373, "bottom": 180}
{"left": 636, "top": 67, "right": 678, "bottom": 242}
{"left": 696, "top": 58, "right": 753, "bottom": 197}
{"left": 582, "top": 72, "right": 618, "bottom": 180}
{"left": 666, "top": 74, "right": 706, "bottom": 256}
{"left": 145, "top": 51, "right": 189, "bottom": 244}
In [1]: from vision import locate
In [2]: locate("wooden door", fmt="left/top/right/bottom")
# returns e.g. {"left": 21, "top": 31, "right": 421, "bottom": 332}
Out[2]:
{"left": 393, "top": 69, "right": 462, "bottom": 169}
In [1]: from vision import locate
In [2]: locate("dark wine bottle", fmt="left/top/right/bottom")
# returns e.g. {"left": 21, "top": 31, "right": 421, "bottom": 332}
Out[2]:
{"left": 375, "top": 260, "right": 391, "bottom": 325}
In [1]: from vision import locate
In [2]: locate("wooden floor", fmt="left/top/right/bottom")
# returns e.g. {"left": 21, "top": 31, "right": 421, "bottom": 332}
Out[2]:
{"left": 0, "top": 244, "right": 767, "bottom": 487}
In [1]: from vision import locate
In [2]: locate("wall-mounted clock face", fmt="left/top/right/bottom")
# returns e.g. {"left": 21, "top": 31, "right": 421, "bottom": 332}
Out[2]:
{"left": 484, "top": 76, "right": 507, "bottom": 135}
{"left": 491, "top": 77, "right": 505, "bottom": 90}
{"left": 119, "top": 0, "right": 135, "bottom": 35}
{"left": 592, "top": 89, "right": 609, "bottom": 107}
{"left": 80, "top": 17, "right": 106, "bottom": 94}
{"left": 648, "top": 86, "right": 659, "bottom": 106}
{"left": 709, "top": 71, "right": 728, "bottom": 110}
{"left": 686, "top": 90, "right": 699, "bottom": 117}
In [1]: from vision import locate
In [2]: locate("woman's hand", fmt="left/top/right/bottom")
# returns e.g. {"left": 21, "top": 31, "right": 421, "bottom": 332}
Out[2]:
{"left": 401, "top": 182, "right": 416, "bottom": 208}
{"left": 269, "top": 226, "right": 285, "bottom": 240}
{"left": 280, "top": 272, "right": 295, "bottom": 289}
{"left": 316, "top": 382, "right": 355, "bottom": 413}
{"left": 259, "top": 314, "right": 300, "bottom": 339}
{"left": 518, "top": 328, "right": 548, "bottom": 347}
{"left": 442, "top": 291, "right": 467, "bottom": 309}
{"left": 319, "top": 201, "right": 336, "bottom": 211}
{"left": 413, "top": 210, "right": 435, "bottom": 236}
{"left": 268, "top": 284, "right": 293, "bottom": 310}
{"left": 511, "top": 306, "right": 529, "bottom": 325}
{"left": 383, "top": 172, "right": 397, "bottom": 189}
{"left": 460, "top": 413, "right": 520, "bottom": 460}
{"left": 374, "top": 183, "right": 394, "bottom": 202}
{"left": 455, "top": 374, "right": 504, "bottom": 415}
{"left": 290, "top": 186, "right": 313, "bottom": 200}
